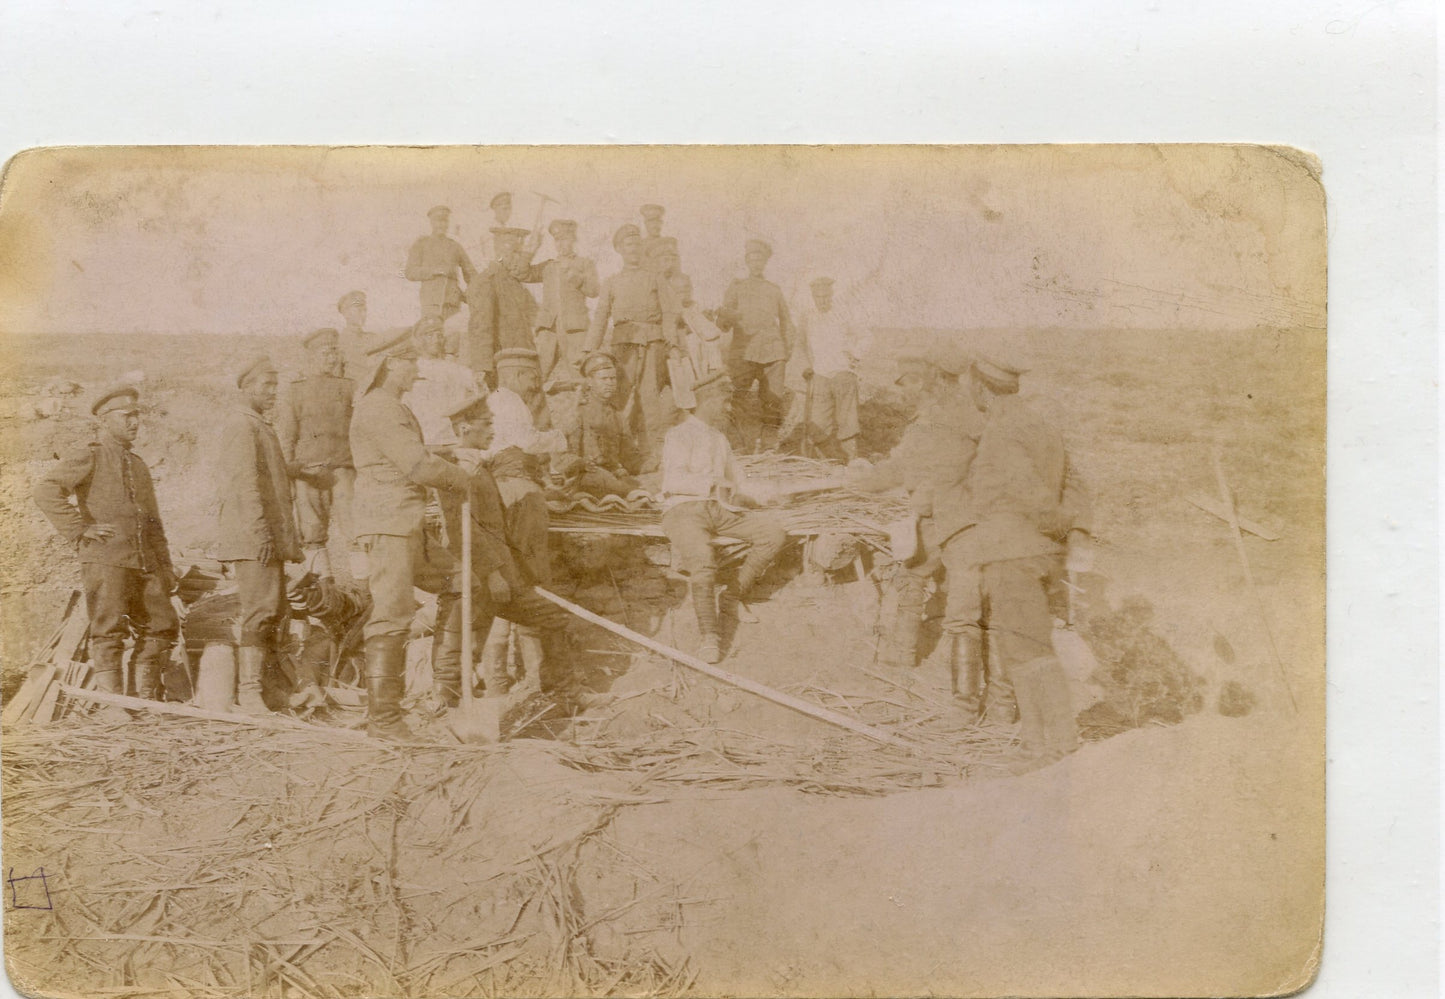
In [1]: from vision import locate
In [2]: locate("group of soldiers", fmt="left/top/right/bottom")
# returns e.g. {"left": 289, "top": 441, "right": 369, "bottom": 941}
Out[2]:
{"left": 31, "top": 198, "right": 1091, "bottom": 771}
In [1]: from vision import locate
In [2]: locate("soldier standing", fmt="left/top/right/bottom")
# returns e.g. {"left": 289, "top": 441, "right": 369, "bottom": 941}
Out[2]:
{"left": 639, "top": 203, "right": 668, "bottom": 269}
{"left": 465, "top": 227, "right": 544, "bottom": 385}
{"left": 583, "top": 223, "right": 682, "bottom": 472}
{"left": 350, "top": 332, "right": 473, "bottom": 739}
{"left": 404, "top": 206, "right": 477, "bottom": 324}
{"left": 848, "top": 349, "right": 985, "bottom": 689}
{"left": 276, "top": 328, "right": 355, "bottom": 581}
{"left": 336, "top": 290, "right": 377, "bottom": 381}
{"left": 716, "top": 239, "right": 795, "bottom": 452}
{"left": 489, "top": 192, "right": 513, "bottom": 229}
{"left": 33, "top": 385, "right": 179, "bottom": 705}
{"left": 561, "top": 351, "right": 642, "bottom": 498}
{"left": 659, "top": 371, "right": 789, "bottom": 664}
{"left": 940, "top": 356, "right": 1091, "bottom": 769}
{"left": 534, "top": 218, "right": 600, "bottom": 379}
{"left": 216, "top": 357, "right": 303, "bottom": 715}
{"left": 789, "top": 276, "right": 865, "bottom": 460}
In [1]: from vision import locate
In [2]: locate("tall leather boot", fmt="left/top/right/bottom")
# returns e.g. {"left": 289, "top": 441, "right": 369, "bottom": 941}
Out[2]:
{"left": 980, "top": 629, "right": 1019, "bottom": 724}
{"left": 134, "top": 638, "right": 172, "bottom": 701}
{"left": 364, "top": 634, "right": 412, "bottom": 740}
{"left": 479, "top": 618, "right": 511, "bottom": 694}
{"left": 86, "top": 640, "right": 130, "bottom": 721}
{"left": 235, "top": 646, "right": 271, "bottom": 715}
{"left": 430, "top": 607, "right": 463, "bottom": 709}
{"left": 690, "top": 573, "right": 721, "bottom": 664}
{"left": 949, "top": 632, "right": 986, "bottom": 721}
{"left": 1005, "top": 657, "right": 1051, "bottom": 774}
{"left": 512, "top": 626, "right": 543, "bottom": 698}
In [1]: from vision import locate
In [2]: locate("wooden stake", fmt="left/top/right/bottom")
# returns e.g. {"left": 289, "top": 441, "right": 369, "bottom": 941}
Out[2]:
{"left": 57, "top": 684, "right": 374, "bottom": 740}
{"left": 532, "top": 586, "right": 923, "bottom": 751}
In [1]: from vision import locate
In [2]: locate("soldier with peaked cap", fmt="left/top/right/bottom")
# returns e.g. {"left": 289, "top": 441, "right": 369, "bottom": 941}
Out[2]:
{"left": 715, "top": 238, "right": 796, "bottom": 452}
{"left": 659, "top": 371, "right": 789, "bottom": 664}
{"left": 561, "top": 351, "right": 641, "bottom": 498}
{"left": 275, "top": 328, "right": 355, "bottom": 583}
{"left": 583, "top": 223, "right": 683, "bottom": 472}
{"left": 405, "top": 206, "right": 478, "bottom": 323}
{"left": 215, "top": 356, "right": 303, "bottom": 715}
{"left": 534, "top": 218, "right": 601, "bottom": 377}
{"left": 638, "top": 203, "right": 668, "bottom": 270}
{"left": 494, "top": 346, "right": 555, "bottom": 435}
{"left": 785, "top": 275, "right": 867, "bottom": 460}
{"left": 350, "top": 331, "right": 475, "bottom": 739}
{"left": 33, "top": 385, "right": 179, "bottom": 706}
{"left": 848, "top": 346, "right": 985, "bottom": 686}
{"left": 938, "top": 355, "right": 1092, "bottom": 770}
{"left": 465, "top": 227, "right": 544, "bottom": 383}
{"left": 489, "top": 191, "right": 513, "bottom": 228}
{"left": 429, "top": 394, "right": 570, "bottom": 707}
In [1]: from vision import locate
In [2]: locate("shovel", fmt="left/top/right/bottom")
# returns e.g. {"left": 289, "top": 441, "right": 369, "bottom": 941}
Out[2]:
{"left": 447, "top": 495, "right": 504, "bottom": 743}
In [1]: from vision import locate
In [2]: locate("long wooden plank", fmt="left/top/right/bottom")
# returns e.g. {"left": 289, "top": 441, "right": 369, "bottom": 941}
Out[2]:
{"left": 533, "top": 586, "right": 922, "bottom": 752}
{"left": 58, "top": 684, "right": 373, "bottom": 741}
{"left": 1185, "top": 492, "right": 1280, "bottom": 541}
{"left": 2, "top": 663, "right": 58, "bottom": 726}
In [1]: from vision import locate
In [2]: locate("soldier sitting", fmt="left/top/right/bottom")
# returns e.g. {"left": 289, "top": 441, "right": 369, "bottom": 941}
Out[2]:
{"left": 561, "top": 351, "right": 642, "bottom": 498}
{"left": 659, "top": 371, "right": 788, "bottom": 664}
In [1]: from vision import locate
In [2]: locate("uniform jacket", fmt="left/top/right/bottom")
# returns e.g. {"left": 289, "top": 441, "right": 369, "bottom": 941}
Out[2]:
{"left": 465, "top": 261, "right": 544, "bottom": 374}
{"left": 215, "top": 407, "right": 302, "bottom": 563}
{"left": 405, "top": 234, "right": 477, "bottom": 315}
{"left": 584, "top": 264, "right": 680, "bottom": 351}
{"left": 438, "top": 450, "right": 523, "bottom": 592}
{"left": 948, "top": 394, "right": 1092, "bottom": 566}
{"left": 537, "top": 253, "right": 600, "bottom": 333}
{"left": 719, "top": 276, "right": 794, "bottom": 366}
{"left": 276, "top": 372, "right": 355, "bottom": 470}
{"left": 489, "top": 447, "right": 551, "bottom": 586}
{"left": 857, "top": 391, "right": 985, "bottom": 548}
{"left": 659, "top": 415, "right": 749, "bottom": 511}
{"left": 403, "top": 358, "right": 482, "bottom": 447}
{"left": 33, "top": 436, "right": 174, "bottom": 573}
{"left": 350, "top": 390, "right": 472, "bottom": 537}
{"left": 563, "top": 389, "right": 639, "bottom": 476}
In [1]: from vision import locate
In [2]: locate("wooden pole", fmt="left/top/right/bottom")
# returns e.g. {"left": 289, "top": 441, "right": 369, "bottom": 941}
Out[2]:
{"left": 58, "top": 684, "right": 373, "bottom": 740}
{"left": 532, "top": 586, "right": 923, "bottom": 752}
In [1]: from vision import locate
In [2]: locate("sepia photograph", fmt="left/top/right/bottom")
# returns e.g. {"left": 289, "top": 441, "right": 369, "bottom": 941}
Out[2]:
{"left": 0, "top": 143, "right": 1328, "bottom": 997}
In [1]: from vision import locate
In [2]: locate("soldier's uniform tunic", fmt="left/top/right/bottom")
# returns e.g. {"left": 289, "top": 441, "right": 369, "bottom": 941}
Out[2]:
{"left": 561, "top": 388, "right": 642, "bottom": 498}
{"left": 349, "top": 391, "right": 471, "bottom": 641}
{"left": 405, "top": 233, "right": 477, "bottom": 322}
{"left": 33, "top": 433, "right": 178, "bottom": 686}
{"left": 583, "top": 263, "right": 681, "bottom": 469}
{"left": 792, "top": 300, "right": 864, "bottom": 453}
{"left": 215, "top": 406, "right": 302, "bottom": 649}
{"left": 718, "top": 275, "right": 794, "bottom": 440}
{"left": 535, "top": 251, "right": 600, "bottom": 374}
{"left": 276, "top": 371, "right": 356, "bottom": 557}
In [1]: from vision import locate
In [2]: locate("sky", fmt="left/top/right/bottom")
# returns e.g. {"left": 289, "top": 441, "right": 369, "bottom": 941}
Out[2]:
{"left": 0, "top": 144, "right": 1325, "bottom": 337}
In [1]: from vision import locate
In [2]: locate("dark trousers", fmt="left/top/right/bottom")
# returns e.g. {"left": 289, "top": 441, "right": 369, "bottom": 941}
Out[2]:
{"left": 730, "top": 359, "right": 788, "bottom": 431}
{"left": 82, "top": 563, "right": 179, "bottom": 665}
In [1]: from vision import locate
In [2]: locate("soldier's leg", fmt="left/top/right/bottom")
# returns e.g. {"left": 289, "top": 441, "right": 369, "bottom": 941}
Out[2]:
{"left": 330, "top": 467, "right": 356, "bottom": 578}
{"left": 231, "top": 559, "right": 287, "bottom": 714}
{"left": 360, "top": 533, "right": 422, "bottom": 739}
{"left": 432, "top": 585, "right": 499, "bottom": 708}
{"left": 478, "top": 618, "right": 512, "bottom": 695}
{"left": 661, "top": 502, "right": 724, "bottom": 662}
{"left": 984, "top": 556, "right": 1078, "bottom": 767}
{"left": 728, "top": 362, "right": 761, "bottom": 451}
{"left": 579, "top": 467, "right": 639, "bottom": 499}
{"left": 713, "top": 508, "right": 789, "bottom": 597}
{"left": 636, "top": 340, "right": 673, "bottom": 473}
{"left": 757, "top": 360, "right": 788, "bottom": 450}
{"left": 294, "top": 478, "right": 332, "bottom": 579}
{"left": 832, "top": 372, "right": 860, "bottom": 460}
{"left": 939, "top": 540, "right": 986, "bottom": 718}
{"left": 131, "top": 570, "right": 180, "bottom": 701}
{"left": 81, "top": 562, "right": 131, "bottom": 696}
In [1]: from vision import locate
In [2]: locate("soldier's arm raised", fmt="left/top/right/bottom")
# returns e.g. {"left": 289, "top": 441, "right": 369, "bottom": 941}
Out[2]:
{"left": 32, "top": 448, "right": 96, "bottom": 544}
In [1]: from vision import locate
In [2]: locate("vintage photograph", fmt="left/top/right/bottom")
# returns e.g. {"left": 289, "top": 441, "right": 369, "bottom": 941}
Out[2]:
{"left": 0, "top": 144, "right": 1325, "bottom": 997}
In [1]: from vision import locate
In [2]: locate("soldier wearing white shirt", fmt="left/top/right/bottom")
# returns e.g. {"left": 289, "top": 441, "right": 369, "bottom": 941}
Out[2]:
{"left": 789, "top": 276, "right": 865, "bottom": 460}
{"left": 659, "top": 371, "right": 788, "bottom": 663}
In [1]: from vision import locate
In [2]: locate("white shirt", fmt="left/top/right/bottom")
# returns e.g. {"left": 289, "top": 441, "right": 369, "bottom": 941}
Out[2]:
{"left": 799, "top": 303, "right": 864, "bottom": 377}
{"left": 484, "top": 387, "right": 567, "bottom": 456}
{"left": 404, "top": 357, "right": 483, "bottom": 446}
{"left": 659, "top": 414, "right": 741, "bottom": 510}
